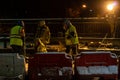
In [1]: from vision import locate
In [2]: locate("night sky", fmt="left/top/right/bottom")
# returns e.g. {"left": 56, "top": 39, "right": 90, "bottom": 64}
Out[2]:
{"left": 0, "top": 0, "right": 119, "bottom": 18}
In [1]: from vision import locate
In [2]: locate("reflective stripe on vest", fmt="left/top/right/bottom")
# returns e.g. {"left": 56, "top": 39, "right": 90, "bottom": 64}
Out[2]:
{"left": 10, "top": 26, "right": 23, "bottom": 46}
{"left": 10, "top": 34, "right": 21, "bottom": 38}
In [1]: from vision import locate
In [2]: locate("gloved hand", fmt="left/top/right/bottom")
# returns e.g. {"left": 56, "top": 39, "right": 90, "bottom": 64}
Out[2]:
{"left": 67, "top": 35, "right": 71, "bottom": 39}
{"left": 70, "top": 32, "right": 75, "bottom": 37}
{"left": 21, "top": 36, "right": 25, "bottom": 41}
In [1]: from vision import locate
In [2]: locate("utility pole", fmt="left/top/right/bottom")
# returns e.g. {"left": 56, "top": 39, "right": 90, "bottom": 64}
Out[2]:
{"left": 105, "top": 1, "right": 118, "bottom": 38}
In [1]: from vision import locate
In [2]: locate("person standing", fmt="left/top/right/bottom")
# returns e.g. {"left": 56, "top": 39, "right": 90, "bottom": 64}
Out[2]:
{"left": 63, "top": 19, "right": 79, "bottom": 56}
{"left": 10, "top": 20, "right": 25, "bottom": 55}
{"left": 35, "top": 20, "right": 51, "bottom": 52}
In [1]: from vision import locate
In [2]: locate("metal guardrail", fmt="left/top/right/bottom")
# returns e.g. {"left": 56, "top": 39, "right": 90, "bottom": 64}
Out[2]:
{"left": 0, "top": 18, "right": 120, "bottom": 50}
{"left": 1, "top": 36, "right": 120, "bottom": 48}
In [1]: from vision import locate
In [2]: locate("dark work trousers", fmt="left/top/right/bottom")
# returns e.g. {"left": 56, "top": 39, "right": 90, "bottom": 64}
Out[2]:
{"left": 65, "top": 44, "right": 78, "bottom": 55}
{"left": 11, "top": 45, "right": 24, "bottom": 55}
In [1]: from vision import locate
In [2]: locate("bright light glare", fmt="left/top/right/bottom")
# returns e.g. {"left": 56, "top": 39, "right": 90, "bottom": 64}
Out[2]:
{"left": 82, "top": 4, "right": 87, "bottom": 8}
{"left": 107, "top": 4, "right": 114, "bottom": 11}
{"left": 107, "top": 2, "right": 117, "bottom": 11}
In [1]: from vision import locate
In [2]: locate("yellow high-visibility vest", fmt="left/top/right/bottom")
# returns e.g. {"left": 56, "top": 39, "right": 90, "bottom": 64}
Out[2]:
{"left": 10, "top": 25, "right": 23, "bottom": 46}
{"left": 65, "top": 25, "right": 79, "bottom": 45}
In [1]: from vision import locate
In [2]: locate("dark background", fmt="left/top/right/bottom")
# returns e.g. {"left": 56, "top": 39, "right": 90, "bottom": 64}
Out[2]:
{"left": 0, "top": 0, "right": 119, "bottom": 18}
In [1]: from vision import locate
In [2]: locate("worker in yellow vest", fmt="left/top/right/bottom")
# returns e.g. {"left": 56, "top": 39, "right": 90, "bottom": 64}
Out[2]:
{"left": 35, "top": 20, "right": 51, "bottom": 52}
{"left": 10, "top": 21, "right": 25, "bottom": 55}
{"left": 63, "top": 19, "right": 79, "bottom": 56}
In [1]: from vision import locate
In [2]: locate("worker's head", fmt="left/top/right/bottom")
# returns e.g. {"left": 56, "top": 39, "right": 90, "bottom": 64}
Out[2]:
{"left": 17, "top": 20, "right": 24, "bottom": 27}
{"left": 64, "top": 19, "right": 72, "bottom": 26}
{"left": 38, "top": 20, "right": 46, "bottom": 26}
{"left": 63, "top": 19, "right": 72, "bottom": 30}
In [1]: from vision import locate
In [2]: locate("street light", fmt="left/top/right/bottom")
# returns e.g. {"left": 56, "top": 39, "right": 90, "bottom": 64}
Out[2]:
{"left": 82, "top": 4, "right": 87, "bottom": 8}
{"left": 107, "top": 4, "right": 114, "bottom": 11}
{"left": 106, "top": 1, "right": 118, "bottom": 38}
{"left": 106, "top": 2, "right": 117, "bottom": 13}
